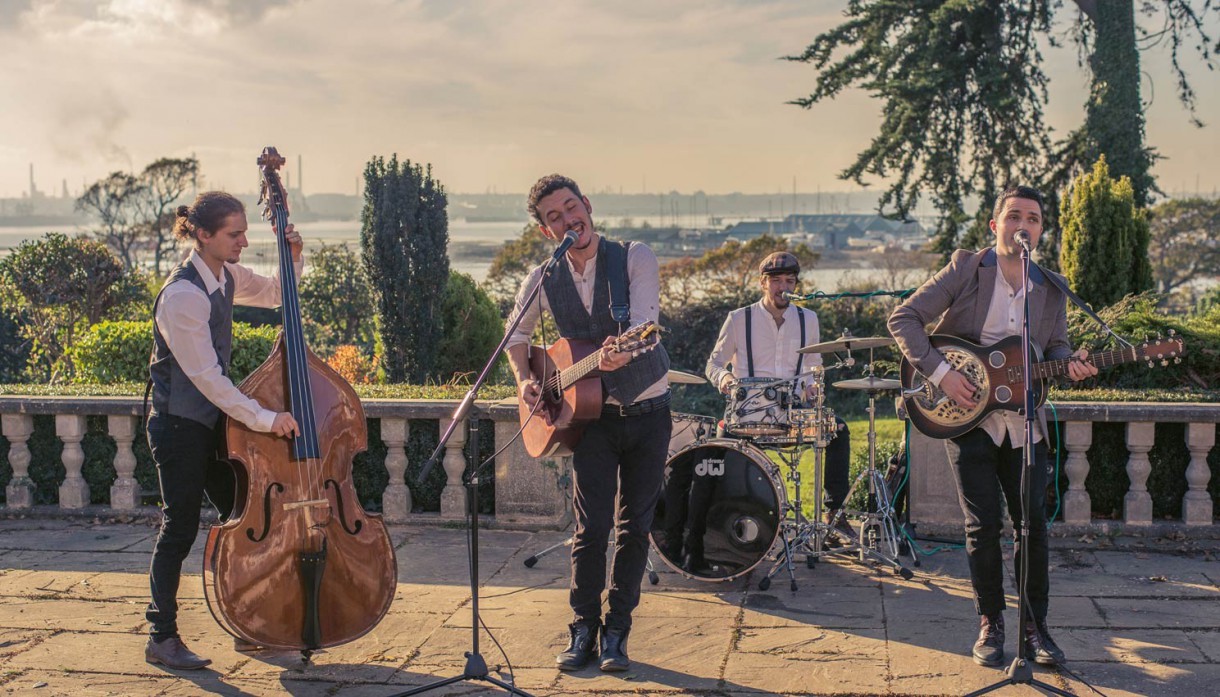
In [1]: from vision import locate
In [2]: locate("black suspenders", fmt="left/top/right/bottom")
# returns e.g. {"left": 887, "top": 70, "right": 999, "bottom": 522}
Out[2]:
{"left": 743, "top": 305, "right": 806, "bottom": 378}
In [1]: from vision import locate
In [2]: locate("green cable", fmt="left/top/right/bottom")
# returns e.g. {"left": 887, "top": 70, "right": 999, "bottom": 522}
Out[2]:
{"left": 1047, "top": 401, "right": 1063, "bottom": 527}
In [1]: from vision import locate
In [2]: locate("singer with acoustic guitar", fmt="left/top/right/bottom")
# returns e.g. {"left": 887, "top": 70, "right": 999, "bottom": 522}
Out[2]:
{"left": 888, "top": 185, "right": 1097, "bottom": 669}
{"left": 504, "top": 174, "right": 671, "bottom": 673}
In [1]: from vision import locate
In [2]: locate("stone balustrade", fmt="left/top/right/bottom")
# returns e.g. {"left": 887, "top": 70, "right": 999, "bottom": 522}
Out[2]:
{"left": 908, "top": 401, "right": 1219, "bottom": 530}
{"left": 0, "top": 396, "right": 570, "bottom": 528}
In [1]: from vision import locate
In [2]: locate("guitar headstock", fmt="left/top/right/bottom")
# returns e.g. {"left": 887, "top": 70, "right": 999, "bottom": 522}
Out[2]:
{"left": 1136, "top": 331, "right": 1185, "bottom": 368}
{"left": 256, "top": 146, "right": 290, "bottom": 221}
{"left": 614, "top": 320, "right": 662, "bottom": 357}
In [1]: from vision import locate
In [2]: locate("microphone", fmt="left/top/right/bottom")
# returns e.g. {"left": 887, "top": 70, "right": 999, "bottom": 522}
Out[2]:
{"left": 1014, "top": 229, "right": 1033, "bottom": 252}
{"left": 551, "top": 229, "right": 579, "bottom": 261}
{"left": 782, "top": 291, "right": 803, "bottom": 301}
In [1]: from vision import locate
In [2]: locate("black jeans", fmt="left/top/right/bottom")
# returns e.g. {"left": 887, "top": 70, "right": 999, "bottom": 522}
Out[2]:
{"left": 823, "top": 417, "right": 851, "bottom": 510}
{"left": 944, "top": 428, "right": 1050, "bottom": 621}
{"left": 146, "top": 414, "right": 236, "bottom": 638}
{"left": 569, "top": 406, "right": 671, "bottom": 630}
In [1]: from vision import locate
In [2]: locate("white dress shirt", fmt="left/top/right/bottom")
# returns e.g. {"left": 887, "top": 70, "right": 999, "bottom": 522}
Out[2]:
{"left": 928, "top": 267, "right": 1039, "bottom": 446}
{"left": 505, "top": 240, "right": 668, "bottom": 403}
{"left": 705, "top": 301, "right": 823, "bottom": 390}
{"left": 154, "top": 250, "right": 304, "bottom": 432}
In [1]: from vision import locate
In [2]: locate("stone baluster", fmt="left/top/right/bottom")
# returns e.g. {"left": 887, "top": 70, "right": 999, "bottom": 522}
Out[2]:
{"left": 439, "top": 418, "right": 468, "bottom": 519}
{"left": 3, "top": 414, "right": 35, "bottom": 508}
{"left": 1061, "top": 421, "right": 1093, "bottom": 525}
{"left": 1182, "top": 422, "right": 1215, "bottom": 525}
{"left": 56, "top": 415, "right": 89, "bottom": 510}
{"left": 107, "top": 416, "right": 139, "bottom": 510}
{"left": 380, "top": 417, "right": 411, "bottom": 522}
{"left": 1123, "top": 422, "right": 1155, "bottom": 525}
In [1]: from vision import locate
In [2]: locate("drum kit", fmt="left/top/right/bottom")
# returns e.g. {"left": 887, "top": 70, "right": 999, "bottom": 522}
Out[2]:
{"left": 525, "top": 335, "right": 916, "bottom": 593}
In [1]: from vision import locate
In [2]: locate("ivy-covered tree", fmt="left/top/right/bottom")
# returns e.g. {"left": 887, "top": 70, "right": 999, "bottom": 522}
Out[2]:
{"left": 0, "top": 233, "right": 148, "bottom": 381}
{"left": 359, "top": 155, "right": 449, "bottom": 383}
{"left": 789, "top": 1, "right": 1218, "bottom": 264}
{"left": 298, "top": 242, "right": 376, "bottom": 355}
{"left": 1059, "top": 157, "right": 1153, "bottom": 308}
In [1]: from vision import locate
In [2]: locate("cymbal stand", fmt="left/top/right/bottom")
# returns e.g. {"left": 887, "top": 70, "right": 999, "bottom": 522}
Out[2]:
{"left": 833, "top": 351, "right": 915, "bottom": 579}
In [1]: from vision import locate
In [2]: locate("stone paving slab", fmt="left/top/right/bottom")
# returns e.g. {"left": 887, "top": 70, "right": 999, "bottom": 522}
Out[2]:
{"left": 1, "top": 519, "right": 1219, "bottom": 696}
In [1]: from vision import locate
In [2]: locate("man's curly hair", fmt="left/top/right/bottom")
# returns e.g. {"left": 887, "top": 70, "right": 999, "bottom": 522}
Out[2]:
{"left": 526, "top": 174, "right": 584, "bottom": 225}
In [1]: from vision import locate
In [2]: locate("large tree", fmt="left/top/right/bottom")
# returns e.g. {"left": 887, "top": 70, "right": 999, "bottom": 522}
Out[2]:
{"left": 359, "top": 155, "right": 449, "bottom": 383}
{"left": 1146, "top": 197, "right": 1220, "bottom": 294}
{"left": 789, "top": 1, "right": 1218, "bottom": 266}
{"left": 75, "top": 172, "right": 146, "bottom": 269}
{"left": 135, "top": 157, "right": 198, "bottom": 276}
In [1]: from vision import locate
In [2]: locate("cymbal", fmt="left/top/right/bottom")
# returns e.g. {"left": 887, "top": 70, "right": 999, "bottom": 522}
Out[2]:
{"left": 667, "top": 369, "right": 707, "bottom": 385}
{"left": 832, "top": 377, "right": 903, "bottom": 392}
{"left": 797, "top": 336, "right": 895, "bottom": 354}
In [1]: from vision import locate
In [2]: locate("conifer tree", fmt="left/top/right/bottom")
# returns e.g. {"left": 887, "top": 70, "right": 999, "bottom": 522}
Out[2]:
{"left": 359, "top": 155, "right": 449, "bottom": 383}
{"left": 1059, "top": 157, "right": 1152, "bottom": 308}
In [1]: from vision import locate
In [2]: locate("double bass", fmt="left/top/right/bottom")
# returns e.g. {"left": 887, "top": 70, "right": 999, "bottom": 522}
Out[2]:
{"left": 202, "top": 147, "right": 396, "bottom": 662}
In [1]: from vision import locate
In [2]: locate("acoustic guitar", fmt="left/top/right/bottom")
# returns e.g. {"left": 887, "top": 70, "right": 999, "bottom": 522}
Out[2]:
{"left": 520, "top": 321, "right": 662, "bottom": 457}
{"left": 900, "top": 333, "right": 1185, "bottom": 439}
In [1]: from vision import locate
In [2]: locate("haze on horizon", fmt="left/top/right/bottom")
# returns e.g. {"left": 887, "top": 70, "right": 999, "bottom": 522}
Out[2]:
{"left": 2, "top": 0, "right": 1218, "bottom": 201}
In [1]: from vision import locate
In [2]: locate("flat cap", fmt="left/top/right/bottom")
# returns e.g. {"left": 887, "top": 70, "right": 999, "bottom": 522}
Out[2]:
{"left": 759, "top": 251, "right": 800, "bottom": 276}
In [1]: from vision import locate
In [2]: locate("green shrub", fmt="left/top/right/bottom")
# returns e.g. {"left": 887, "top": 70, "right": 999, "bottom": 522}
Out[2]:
{"left": 70, "top": 320, "right": 279, "bottom": 384}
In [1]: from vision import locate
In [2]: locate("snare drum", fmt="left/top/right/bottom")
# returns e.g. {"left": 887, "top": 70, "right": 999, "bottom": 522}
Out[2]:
{"left": 723, "top": 377, "right": 796, "bottom": 437}
{"left": 650, "top": 439, "right": 784, "bottom": 581}
{"left": 670, "top": 412, "right": 716, "bottom": 455}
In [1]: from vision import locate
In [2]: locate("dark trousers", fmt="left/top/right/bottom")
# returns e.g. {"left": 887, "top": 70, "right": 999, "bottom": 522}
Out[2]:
{"left": 146, "top": 414, "right": 235, "bottom": 638}
{"left": 569, "top": 406, "right": 671, "bottom": 630}
{"left": 823, "top": 417, "right": 851, "bottom": 510}
{"left": 944, "top": 428, "right": 1050, "bottom": 621}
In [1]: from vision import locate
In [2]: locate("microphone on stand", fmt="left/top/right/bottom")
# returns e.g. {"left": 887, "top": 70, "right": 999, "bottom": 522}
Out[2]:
{"left": 1014, "top": 229, "right": 1033, "bottom": 253}
{"left": 550, "top": 229, "right": 580, "bottom": 261}
{"left": 782, "top": 291, "right": 804, "bottom": 301}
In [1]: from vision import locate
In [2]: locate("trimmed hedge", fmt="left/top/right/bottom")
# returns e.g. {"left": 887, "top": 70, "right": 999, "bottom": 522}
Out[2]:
{"left": 69, "top": 320, "right": 278, "bottom": 385}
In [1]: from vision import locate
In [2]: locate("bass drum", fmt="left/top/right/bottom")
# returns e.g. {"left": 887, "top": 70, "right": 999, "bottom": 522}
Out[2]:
{"left": 650, "top": 439, "right": 783, "bottom": 582}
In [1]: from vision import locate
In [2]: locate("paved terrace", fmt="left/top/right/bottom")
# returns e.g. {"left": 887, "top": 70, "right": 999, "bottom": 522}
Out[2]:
{"left": 1, "top": 518, "right": 1218, "bottom": 697}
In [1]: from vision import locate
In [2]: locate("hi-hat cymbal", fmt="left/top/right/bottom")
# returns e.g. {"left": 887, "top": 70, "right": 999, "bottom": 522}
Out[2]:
{"left": 667, "top": 369, "right": 707, "bottom": 385}
{"left": 833, "top": 377, "right": 903, "bottom": 392}
{"left": 797, "top": 336, "right": 895, "bottom": 354}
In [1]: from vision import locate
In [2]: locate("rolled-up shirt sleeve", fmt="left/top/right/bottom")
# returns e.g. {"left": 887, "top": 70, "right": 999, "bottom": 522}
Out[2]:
{"left": 505, "top": 265, "right": 546, "bottom": 350}
{"left": 705, "top": 313, "right": 736, "bottom": 388}
{"left": 156, "top": 283, "right": 277, "bottom": 432}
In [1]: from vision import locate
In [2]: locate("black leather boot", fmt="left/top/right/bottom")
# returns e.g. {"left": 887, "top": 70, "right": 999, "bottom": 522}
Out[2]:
{"left": 555, "top": 621, "right": 599, "bottom": 670}
{"left": 972, "top": 613, "right": 1005, "bottom": 667}
{"left": 145, "top": 636, "right": 211, "bottom": 670}
{"left": 1024, "top": 618, "right": 1066, "bottom": 666}
{"left": 599, "top": 625, "right": 630, "bottom": 672}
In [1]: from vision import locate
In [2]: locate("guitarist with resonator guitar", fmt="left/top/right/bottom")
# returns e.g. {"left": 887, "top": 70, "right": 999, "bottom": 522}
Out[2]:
{"left": 887, "top": 186, "right": 1099, "bottom": 670}
{"left": 504, "top": 174, "right": 670, "bottom": 674}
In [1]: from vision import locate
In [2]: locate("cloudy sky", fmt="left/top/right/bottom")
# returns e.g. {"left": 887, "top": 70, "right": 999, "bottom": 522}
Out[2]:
{"left": 1, "top": 0, "right": 1218, "bottom": 199}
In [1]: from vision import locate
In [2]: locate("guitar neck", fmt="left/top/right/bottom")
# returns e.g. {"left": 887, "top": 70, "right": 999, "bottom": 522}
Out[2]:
{"left": 555, "top": 351, "right": 602, "bottom": 391}
{"left": 1032, "top": 347, "right": 1138, "bottom": 380}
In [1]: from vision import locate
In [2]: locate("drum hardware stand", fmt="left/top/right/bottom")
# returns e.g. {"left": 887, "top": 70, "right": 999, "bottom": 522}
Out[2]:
{"left": 757, "top": 437, "right": 814, "bottom": 592}
{"left": 819, "top": 351, "right": 916, "bottom": 579}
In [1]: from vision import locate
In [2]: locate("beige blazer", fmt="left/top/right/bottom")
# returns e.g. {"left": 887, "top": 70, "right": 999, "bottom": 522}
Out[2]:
{"left": 887, "top": 247, "right": 1074, "bottom": 439}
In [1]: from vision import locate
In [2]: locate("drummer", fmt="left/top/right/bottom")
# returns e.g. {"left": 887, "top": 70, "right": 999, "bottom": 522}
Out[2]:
{"left": 705, "top": 251, "right": 854, "bottom": 542}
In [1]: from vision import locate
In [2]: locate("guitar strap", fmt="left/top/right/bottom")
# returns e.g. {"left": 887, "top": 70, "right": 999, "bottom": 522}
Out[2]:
{"left": 606, "top": 240, "right": 631, "bottom": 329}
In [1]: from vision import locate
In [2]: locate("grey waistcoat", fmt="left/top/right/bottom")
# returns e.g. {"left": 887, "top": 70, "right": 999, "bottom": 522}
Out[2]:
{"left": 149, "top": 260, "right": 236, "bottom": 428}
{"left": 541, "top": 237, "right": 669, "bottom": 405}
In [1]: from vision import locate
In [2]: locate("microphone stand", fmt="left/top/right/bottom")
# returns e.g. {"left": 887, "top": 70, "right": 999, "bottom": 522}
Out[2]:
{"left": 965, "top": 238, "right": 1071, "bottom": 697}
{"left": 393, "top": 239, "right": 572, "bottom": 697}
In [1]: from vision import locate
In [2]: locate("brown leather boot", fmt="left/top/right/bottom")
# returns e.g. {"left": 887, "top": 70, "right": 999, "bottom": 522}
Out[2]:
{"left": 145, "top": 636, "right": 211, "bottom": 670}
{"left": 824, "top": 510, "right": 855, "bottom": 548}
{"left": 1023, "top": 618, "right": 1066, "bottom": 665}
{"left": 972, "top": 614, "right": 1005, "bottom": 667}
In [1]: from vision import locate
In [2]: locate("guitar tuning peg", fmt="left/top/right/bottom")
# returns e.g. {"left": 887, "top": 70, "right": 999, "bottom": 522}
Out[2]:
{"left": 1174, "top": 357, "right": 1182, "bottom": 364}
{"left": 1168, "top": 328, "right": 1177, "bottom": 337}
{"left": 1160, "top": 359, "right": 1168, "bottom": 367}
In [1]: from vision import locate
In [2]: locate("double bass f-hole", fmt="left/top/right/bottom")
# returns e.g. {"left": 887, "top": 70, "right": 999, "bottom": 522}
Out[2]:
{"left": 325, "top": 479, "right": 364, "bottom": 535}
{"left": 246, "top": 482, "right": 285, "bottom": 543}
